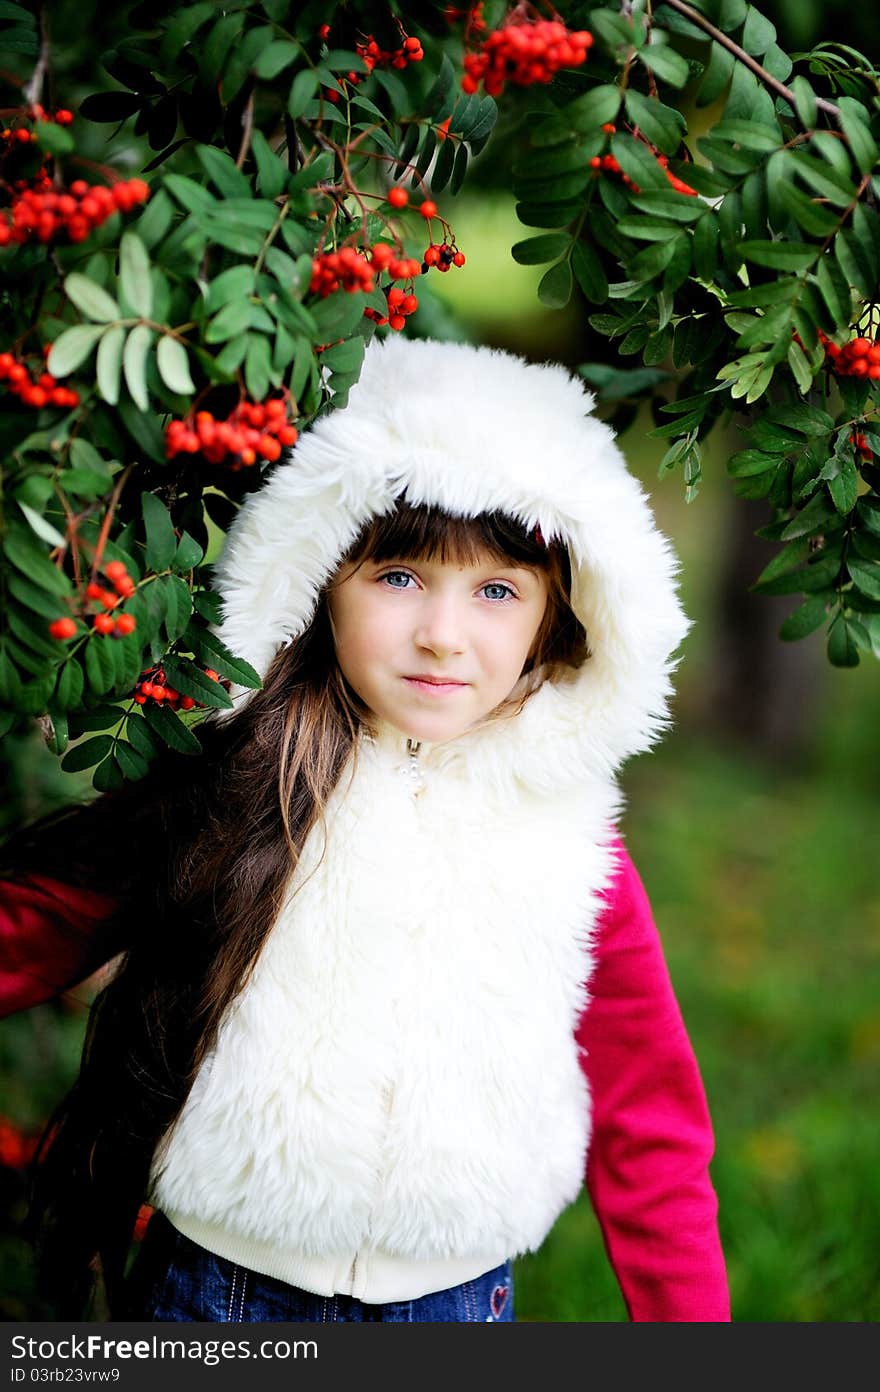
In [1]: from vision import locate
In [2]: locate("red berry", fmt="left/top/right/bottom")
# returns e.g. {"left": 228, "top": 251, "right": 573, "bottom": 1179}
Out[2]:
{"left": 452, "top": 251, "right": 466, "bottom": 267}
{"left": 419, "top": 200, "right": 438, "bottom": 220}
{"left": 388, "top": 187, "right": 409, "bottom": 208}
{"left": 48, "top": 617, "right": 77, "bottom": 640}
{"left": 93, "top": 612, "right": 115, "bottom": 634}
{"left": 113, "top": 612, "right": 136, "bottom": 635}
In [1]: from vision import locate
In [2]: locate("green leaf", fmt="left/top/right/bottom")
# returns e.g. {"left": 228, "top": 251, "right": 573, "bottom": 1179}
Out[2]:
{"left": 162, "top": 655, "right": 232, "bottom": 709}
{"left": 779, "top": 595, "right": 829, "bottom": 640}
{"left": 837, "top": 96, "right": 879, "bottom": 175}
{"left": 775, "top": 181, "right": 839, "bottom": 238}
{"left": 639, "top": 42, "right": 691, "bottom": 88}
{"left": 144, "top": 700, "right": 203, "bottom": 754}
{"left": 623, "top": 90, "right": 686, "bottom": 154}
{"left": 740, "top": 240, "right": 816, "bottom": 271}
{"left": 92, "top": 755, "right": 125, "bottom": 793}
{"left": 126, "top": 713, "right": 160, "bottom": 760}
{"left": 792, "top": 154, "right": 854, "bottom": 207}
{"left": 47, "top": 324, "right": 104, "bottom": 377}
{"left": 610, "top": 133, "right": 669, "bottom": 191}
{"left": 54, "top": 659, "right": 85, "bottom": 710}
{"left": 254, "top": 39, "right": 299, "bottom": 79}
{"left": 96, "top": 324, "right": 125, "bottom": 405}
{"left": 727, "top": 449, "right": 777, "bottom": 478}
{"left": 827, "top": 616, "right": 860, "bottom": 667}
{"left": 741, "top": 5, "right": 776, "bottom": 55}
{"left": 787, "top": 340, "right": 813, "bottom": 395}
{"left": 157, "top": 335, "right": 195, "bottom": 394}
{"left": 698, "top": 41, "right": 734, "bottom": 107}
{"left": 122, "top": 324, "right": 153, "bottom": 411}
{"left": 288, "top": 68, "right": 319, "bottom": 119}
{"left": 61, "top": 734, "right": 114, "bottom": 772}
{"left": 3, "top": 527, "right": 73, "bottom": 597}
{"left": 628, "top": 237, "right": 680, "bottom": 283}
{"left": 251, "top": 129, "right": 286, "bottom": 200}
{"left": 828, "top": 455, "right": 859, "bottom": 515}
{"left": 712, "top": 120, "right": 781, "bottom": 153}
{"left": 537, "top": 260, "right": 573, "bottom": 309}
{"left": 847, "top": 559, "right": 880, "bottom": 601}
{"left": 142, "top": 493, "right": 178, "bottom": 571}
{"left": 791, "top": 75, "right": 817, "bottom": 129}
{"left": 164, "top": 173, "right": 217, "bottom": 216}
{"left": 185, "top": 624, "right": 262, "bottom": 687}
{"left": 17, "top": 501, "right": 66, "bottom": 549}
{"left": 815, "top": 256, "right": 852, "bottom": 329}
{"left": 114, "top": 740, "right": 150, "bottom": 781}
{"left": 566, "top": 84, "right": 621, "bottom": 132}
{"left": 511, "top": 233, "right": 572, "bottom": 265}
{"left": 119, "top": 231, "right": 153, "bottom": 318}
{"left": 194, "top": 143, "right": 252, "bottom": 200}
{"left": 244, "top": 334, "right": 272, "bottom": 401}
{"left": 64, "top": 272, "right": 120, "bottom": 322}
{"left": 205, "top": 266, "right": 256, "bottom": 313}
{"left": 571, "top": 241, "right": 608, "bottom": 303}
{"left": 173, "top": 531, "right": 204, "bottom": 573}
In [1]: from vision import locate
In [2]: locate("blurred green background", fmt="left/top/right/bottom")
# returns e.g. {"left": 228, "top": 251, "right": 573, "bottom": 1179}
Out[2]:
{"left": 2, "top": 0, "right": 879, "bottom": 1322}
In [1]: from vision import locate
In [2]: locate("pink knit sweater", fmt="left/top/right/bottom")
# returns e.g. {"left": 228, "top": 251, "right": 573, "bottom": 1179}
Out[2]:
{"left": 0, "top": 834, "right": 730, "bottom": 1321}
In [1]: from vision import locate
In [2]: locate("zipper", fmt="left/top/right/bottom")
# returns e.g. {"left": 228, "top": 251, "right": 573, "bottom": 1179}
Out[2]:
{"left": 404, "top": 737, "right": 425, "bottom": 799}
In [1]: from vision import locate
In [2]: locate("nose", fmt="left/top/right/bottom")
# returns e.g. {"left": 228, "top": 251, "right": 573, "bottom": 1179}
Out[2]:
{"left": 413, "top": 591, "right": 466, "bottom": 657}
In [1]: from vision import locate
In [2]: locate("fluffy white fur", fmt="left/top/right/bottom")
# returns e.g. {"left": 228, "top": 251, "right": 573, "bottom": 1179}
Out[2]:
{"left": 151, "top": 338, "right": 692, "bottom": 1278}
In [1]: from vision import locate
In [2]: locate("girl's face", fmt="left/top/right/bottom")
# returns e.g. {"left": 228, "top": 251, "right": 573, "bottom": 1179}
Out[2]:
{"left": 327, "top": 549, "right": 549, "bottom": 744}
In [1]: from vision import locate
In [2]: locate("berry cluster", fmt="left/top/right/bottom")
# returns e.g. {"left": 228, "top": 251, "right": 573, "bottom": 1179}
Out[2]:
{"left": 49, "top": 561, "right": 138, "bottom": 641}
{"left": 0, "top": 176, "right": 150, "bottom": 247}
{"left": 462, "top": 19, "right": 593, "bottom": 96}
{"left": 356, "top": 33, "right": 424, "bottom": 72}
{"left": 0, "top": 350, "right": 79, "bottom": 409}
{"left": 321, "top": 33, "right": 423, "bottom": 102}
{"left": 368, "top": 241, "right": 422, "bottom": 279}
{"left": 364, "top": 287, "right": 419, "bottom": 331}
{"left": 1, "top": 107, "right": 74, "bottom": 148}
{"left": 311, "top": 242, "right": 421, "bottom": 298}
{"left": 850, "top": 431, "right": 874, "bottom": 461}
{"left": 819, "top": 331, "right": 880, "bottom": 380}
{"left": 422, "top": 241, "right": 466, "bottom": 273}
{"left": 590, "top": 126, "right": 697, "bottom": 196}
{"left": 133, "top": 663, "right": 222, "bottom": 712}
{"left": 311, "top": 245, "right": 376, "bottom": 296}
{"left": 165, "top": 397, "right": 298, "bottom": 469}
{"left": 27, "top": 104, "right": 75, "bottom": 125}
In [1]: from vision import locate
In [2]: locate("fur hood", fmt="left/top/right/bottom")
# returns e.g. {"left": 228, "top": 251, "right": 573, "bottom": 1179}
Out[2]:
{"left": 212, "top": 336, "right": 692, "bottom": 789}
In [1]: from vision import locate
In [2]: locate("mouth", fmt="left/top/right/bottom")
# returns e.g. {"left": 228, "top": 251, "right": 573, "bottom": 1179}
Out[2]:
{"left": 403, "top": 676, "right": 468, "bottom": 694}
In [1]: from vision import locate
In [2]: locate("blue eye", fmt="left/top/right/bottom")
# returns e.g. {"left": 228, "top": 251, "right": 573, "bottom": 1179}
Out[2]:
{"left": 378, "top": 570, "right": 516, "bottom": 602}
{"left": 481, "top": 582, "right": 516, "bottom": 603}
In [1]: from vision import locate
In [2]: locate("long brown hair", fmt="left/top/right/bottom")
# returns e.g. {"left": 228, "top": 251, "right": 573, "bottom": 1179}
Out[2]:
{"left": 18, "top": 500, "right": 589, "bottom": 1316}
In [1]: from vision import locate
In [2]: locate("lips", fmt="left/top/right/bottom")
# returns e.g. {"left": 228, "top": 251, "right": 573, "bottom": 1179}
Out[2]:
{"left": 403, "top": 676, "right": 468, "bottom": 693}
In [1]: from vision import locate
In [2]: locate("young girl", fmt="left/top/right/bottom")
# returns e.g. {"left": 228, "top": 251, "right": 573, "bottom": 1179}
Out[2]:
{"left": 1, "top": 336, "right": 730, "bottom": 1323}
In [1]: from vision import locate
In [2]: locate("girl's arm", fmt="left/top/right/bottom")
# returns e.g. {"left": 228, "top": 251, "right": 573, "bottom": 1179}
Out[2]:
{"left": 576, "top": 836, "right": 731, "bottom": 1322}
{"left": 0, "top": 874, "right": 123, "bottom": 1018}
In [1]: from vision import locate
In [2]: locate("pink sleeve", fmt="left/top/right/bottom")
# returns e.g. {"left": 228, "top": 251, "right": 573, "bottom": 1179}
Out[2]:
{"left": 576, "top": 835, "right": 731, "bottom": 1322}
{"left": 0, "top": 873, "right": 122, "bottom": 1018}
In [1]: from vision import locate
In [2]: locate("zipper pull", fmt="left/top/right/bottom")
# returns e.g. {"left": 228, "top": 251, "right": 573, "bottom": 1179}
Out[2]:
{"left": 404, "top": 738, "right": 425, "bottom": 798}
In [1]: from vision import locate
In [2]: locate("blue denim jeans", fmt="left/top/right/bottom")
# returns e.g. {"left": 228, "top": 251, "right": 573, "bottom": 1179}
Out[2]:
{"left": 127, "top": 1212, "right": 515, "bottom": 1323}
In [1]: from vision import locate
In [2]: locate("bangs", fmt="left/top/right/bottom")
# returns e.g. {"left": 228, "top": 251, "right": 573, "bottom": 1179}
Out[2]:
{"left": 343, "top": 497, "right": 549, "bottom": 571}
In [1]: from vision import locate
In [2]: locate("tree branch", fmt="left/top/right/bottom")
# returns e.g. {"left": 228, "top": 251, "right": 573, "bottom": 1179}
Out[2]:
{"left": 23, "top": 2, "right": 50, "bottom": 108}
{"left": 659, "top": 0, "right": 841, "bottom": 120}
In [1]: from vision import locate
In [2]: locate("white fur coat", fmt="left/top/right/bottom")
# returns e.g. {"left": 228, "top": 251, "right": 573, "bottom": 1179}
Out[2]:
{"left": 149, "top": 337, "right": 692, "bottom": 1281}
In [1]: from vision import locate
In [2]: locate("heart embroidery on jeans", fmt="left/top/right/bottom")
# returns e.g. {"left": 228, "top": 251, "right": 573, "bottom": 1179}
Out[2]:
{"left": 490, "top": 1284, "right": 508, "bottom": 1319}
